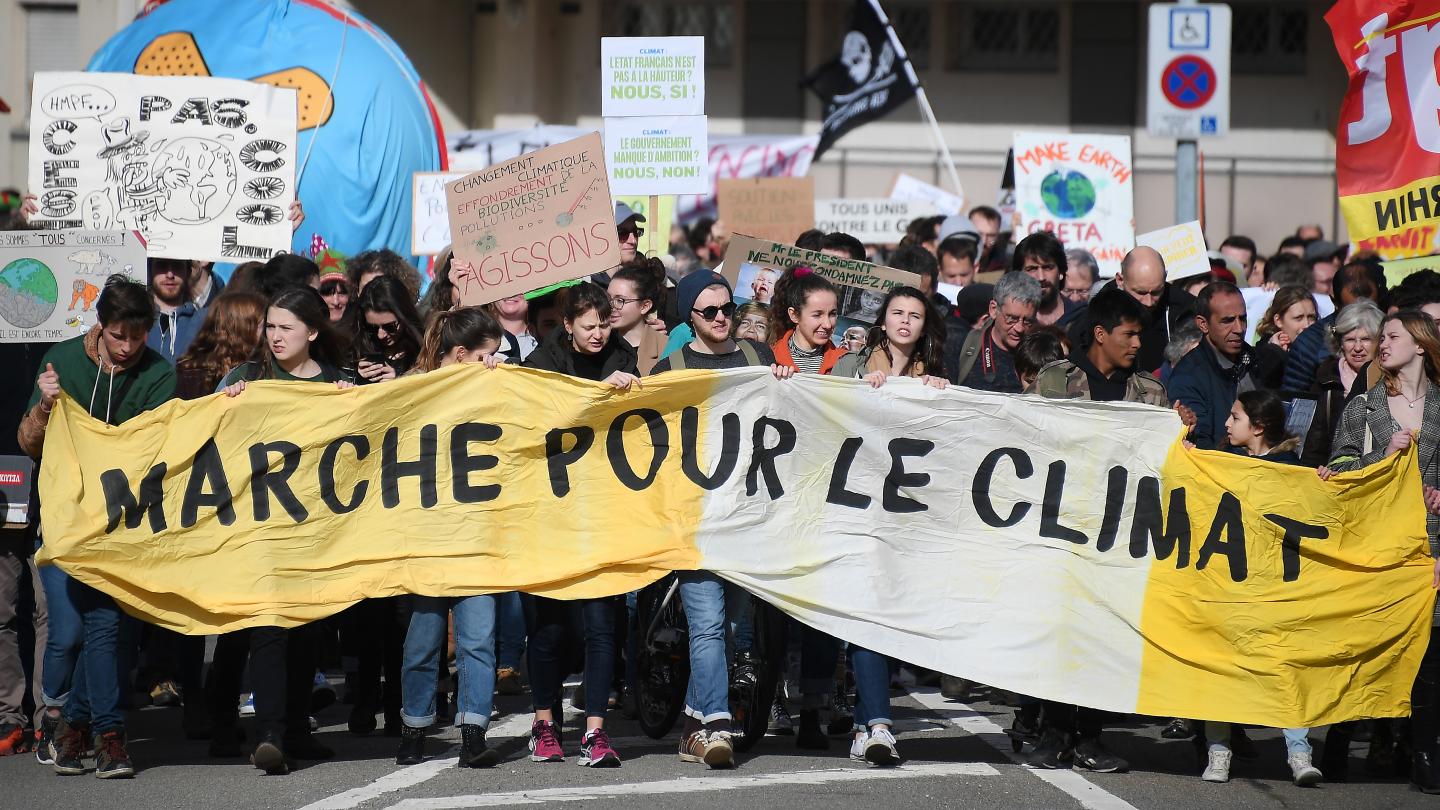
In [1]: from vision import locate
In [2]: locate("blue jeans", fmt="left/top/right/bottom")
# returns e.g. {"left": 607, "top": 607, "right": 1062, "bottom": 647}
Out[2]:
{"left": 679, "top": 572, "right": 750, "bottom": 722}
{"left": 402, "top": 595, "right": 497, "bottom": 728}
{"left": 38, "top": 563, "right": 80, "bottom": 710}
{"left": 851, "top": 646, "right": 892, "bottom": 730}
{"left": 1205, "top": 722, "right": 1312, "bottom": 755}
{"left": 62, "top": 578, "right": 124, "bottom": 733}
{"left": 496, "top": 592, "right": 525, "bottom": 671}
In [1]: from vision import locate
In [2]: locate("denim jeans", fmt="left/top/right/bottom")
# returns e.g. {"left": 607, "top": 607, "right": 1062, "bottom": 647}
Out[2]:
{"left": 496, "top": 592, "right": 525, "bottom": 671}
{"left": 38, "top": 563, "right": 79, "bottom": 710}
{"left": 402, "top": 595, "right": 497, "bottom": 728}
{"left": 1204, "top": 722, "right": 1311, "bottom": 756}
{"left": 62, "top": 578, "right": 123, "bottom": 733}
{"left": 525, "top": 595, "right": 615, "bottom": 719}
{"left": 678, "top": 571, "right": 750, "bottom": 722}
{"left": 850, "top": 646, "right": 892, "bottom": 730}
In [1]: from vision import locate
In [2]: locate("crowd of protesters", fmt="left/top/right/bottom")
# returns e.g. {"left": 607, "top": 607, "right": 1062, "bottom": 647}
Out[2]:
{"left": 2, "top": 185, "right": 1439, "bottom": 793}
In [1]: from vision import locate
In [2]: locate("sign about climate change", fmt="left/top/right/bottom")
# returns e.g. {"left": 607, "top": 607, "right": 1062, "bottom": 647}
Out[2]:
{"left": 0, "top": 229, "right": 146, "bottom": 343}
{"left": 1013, "top": 132, "right": 1134, "bottom": 277}
{"left": 604, "top": 115, "right": 708, "bottom": 196}
{"left": 444, "top": 133, "right": 619, "bottom": 306}
{"left": 601, "top": 36, "right": 704, "bottom": 118}
{"left": 27, "top": 72, "right": 298, "bottom": 263}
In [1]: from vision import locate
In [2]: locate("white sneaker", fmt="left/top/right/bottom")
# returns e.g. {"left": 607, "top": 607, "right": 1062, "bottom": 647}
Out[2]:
{"left": 238, "top": 693, "right": 255, "bottom": 717}
{"left": 1202, "top": 749, "right": 1232, "bottom": 783}
{"left": 864, "top": 727, "right": 900, "bottom": 767}
{"left": 849, "top": 732, "right": 868, "bottom": 763}
{"left": 1288, "top": 751, "right": 1323, "bottom": 786}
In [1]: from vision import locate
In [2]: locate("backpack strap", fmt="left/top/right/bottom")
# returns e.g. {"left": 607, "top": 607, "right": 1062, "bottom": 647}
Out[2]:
{"left": 738, "top": 341, "right": 761, "bottom": 366}
{"left": 669, "top": 346, "right": 687, "bottom": 371}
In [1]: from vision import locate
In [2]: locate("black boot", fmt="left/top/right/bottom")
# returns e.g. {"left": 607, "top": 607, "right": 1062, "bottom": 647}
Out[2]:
{"left": 1411, "top": 668, "right": 1440, "bottom": 793}
{"left": 395, "top": 725, "right": 425, "bottom": 766}
{"left": 252, "top": 732, "right": 289, "bottom": 775}
{"left": 1028, "top": 728, "right": 1073, "bottom": 769}
{"left": 1322, "top": 722, "right": 1353, "bottom": 783}
{"left": 796, "top": 709, "right": 829, "bottom": 750}
{"left": 458, "top": 724, "right": 499, "bottom": 768}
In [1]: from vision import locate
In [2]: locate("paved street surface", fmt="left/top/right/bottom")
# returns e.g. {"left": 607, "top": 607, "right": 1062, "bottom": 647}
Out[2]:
{"left": 6, "top": 683, "right": 1436, "bottom": 809}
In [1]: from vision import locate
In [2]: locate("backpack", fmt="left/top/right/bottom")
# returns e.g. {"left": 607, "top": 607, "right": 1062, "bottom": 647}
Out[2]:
{"left": 666, "top": 340, "right": 762, "bottom": 371}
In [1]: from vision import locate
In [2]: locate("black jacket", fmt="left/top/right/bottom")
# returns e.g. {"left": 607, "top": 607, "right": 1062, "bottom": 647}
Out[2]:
{"left": 523, "top": 326, "right": 639, "bottom": 381}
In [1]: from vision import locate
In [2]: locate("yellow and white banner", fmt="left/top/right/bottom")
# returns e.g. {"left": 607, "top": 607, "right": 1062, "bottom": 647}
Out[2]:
{"left": 37, "top": 365, "right": 1436, "bottom": 727}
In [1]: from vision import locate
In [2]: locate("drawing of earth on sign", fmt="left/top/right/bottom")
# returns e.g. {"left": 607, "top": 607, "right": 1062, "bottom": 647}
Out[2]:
{"left": 1040, "top": 170, "right": 1097, "bottom": 219}
{"left": 0, "top": 258, "right": 60, "bottom": 329}
{"left": 153, "top": 137, "right": 239, "bottom": 224}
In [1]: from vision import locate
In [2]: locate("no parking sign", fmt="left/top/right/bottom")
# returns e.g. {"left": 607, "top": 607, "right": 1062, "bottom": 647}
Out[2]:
{"left": 1147, "top": 3, "right": 1231, "bottom": 138}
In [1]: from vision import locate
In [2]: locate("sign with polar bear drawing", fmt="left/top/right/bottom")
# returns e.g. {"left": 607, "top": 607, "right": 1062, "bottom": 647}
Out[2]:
{"left": 0, "top": 229, "right": 146, "bottom": 343}
{"left": 27, "top": 72, "right": 298, "bottom": 263}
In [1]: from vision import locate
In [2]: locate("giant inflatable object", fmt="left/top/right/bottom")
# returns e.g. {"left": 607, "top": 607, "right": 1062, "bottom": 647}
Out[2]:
{"left": 87, "top": 0, "right": 447, "bottom": 273}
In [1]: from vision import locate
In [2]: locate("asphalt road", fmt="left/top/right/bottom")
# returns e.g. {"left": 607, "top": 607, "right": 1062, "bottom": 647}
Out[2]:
{"left": 5, "top": 681, "right": 1438, "bottom": 810}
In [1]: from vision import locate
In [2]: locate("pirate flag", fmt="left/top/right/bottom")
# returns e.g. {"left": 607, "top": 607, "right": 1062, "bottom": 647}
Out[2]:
{"left": 804, "top": 0, "right": 919, "bottom": 160}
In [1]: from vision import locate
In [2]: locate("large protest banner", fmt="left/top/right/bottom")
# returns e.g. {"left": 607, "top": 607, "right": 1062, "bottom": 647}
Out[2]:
{"left": 1327, "top": 2, "right": 1440, "bottom": 259}
{"left": 37, "top": 366, "right": 1431, "bottom": 728}
{"left": 27, "top": 72, "right": 298, "bottom": 263}
{"left": 717, "top": 178, "right": 816, "bottom": 245}
{"left": 0, "top": 229, "right": 146, "bottom": 343}
{"left": 1013, "top": 132, "right": 1134, "bottom": 276}
{"left": 722, "top": 234, "right": 920, "bottom": 297}
{"left": 411, "top": 171, "right": 466, "bottom": 256}
{"left": 445, "top": 133, "right": 618, "bottom": 306}
{"left": 814, "top": 198, "right": 938, "bottom": 244}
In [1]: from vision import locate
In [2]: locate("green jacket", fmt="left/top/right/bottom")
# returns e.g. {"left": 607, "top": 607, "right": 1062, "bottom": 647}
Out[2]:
{"left": 1033, "top": 359, "right": 1168, "bottom": 406}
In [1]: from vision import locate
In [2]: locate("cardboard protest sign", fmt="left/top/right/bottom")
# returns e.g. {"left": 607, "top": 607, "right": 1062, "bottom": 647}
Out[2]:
{"left": 411, "top": 171, "right": 467, "bottom": 256}
{"left": 0, "top": 229, "right": 145, "bottom": 343}
{"left": 27, "top": 72, "right": 298, "bottom": 263}
{"left": 614, "top": 194, "right": 675, "bottom": 259}
{"left": 814, "top": 198, "right": 938, "bottom": 244}
{"left": 1135, "top": 220, "right": 1209, "bottom": 281}
{"left": 722, "top": 233, "right": 919, "bottom": 310}
{"left": 444, "top": 133, "right": 618, "bottom": 306}
{"left": 717, "top": 178, "right": 815, "bottom": 245}
{"left": 889, "top": 172, "right": 964, "bottom": 215}
{"left": 605, "top": 115, "right": 708, "bottom": 196}
{"left": 601, "top": 36, "right": 705, "bottom": 118}
{"left": 1013, "top": 132, "right": 1134, "bottom": 277}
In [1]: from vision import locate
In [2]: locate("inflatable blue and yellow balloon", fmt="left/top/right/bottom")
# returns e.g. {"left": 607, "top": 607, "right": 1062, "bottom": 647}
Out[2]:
{"left": 87, "top": 0, "right": 447, "bottom": 276}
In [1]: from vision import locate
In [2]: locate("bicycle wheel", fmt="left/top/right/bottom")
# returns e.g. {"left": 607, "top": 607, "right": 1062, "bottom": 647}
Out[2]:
{"left": 732, "top": 597, "right": 785, "bottom": 752}
{"left": 635, "top": 576, "right": 687, "bottom": 739}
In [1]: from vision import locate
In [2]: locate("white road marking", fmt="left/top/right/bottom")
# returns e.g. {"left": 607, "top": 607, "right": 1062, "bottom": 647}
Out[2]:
{"left": 294, "top": 713, "right": 535, "bottom": 810}
{"left": 906, "top": 688, "right": 1139, "bottom": 810}
{"left": 382, "top": 762, "right": 1000, "bottom": 809}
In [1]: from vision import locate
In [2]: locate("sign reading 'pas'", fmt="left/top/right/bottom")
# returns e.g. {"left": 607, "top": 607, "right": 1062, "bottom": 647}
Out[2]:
{"left": 444, "top": 133, "right": 619, "bottom": 306}
{"left": 1013, "top": 131, "right": 1134, "bottom": 277}
{"left": 27, "top": 72, "right": 298, "bottom": 263}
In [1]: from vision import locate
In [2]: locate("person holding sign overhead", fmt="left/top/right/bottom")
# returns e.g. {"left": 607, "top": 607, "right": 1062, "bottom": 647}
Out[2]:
{"left": 615, "top": 203, "right": 646, "bottom": 264}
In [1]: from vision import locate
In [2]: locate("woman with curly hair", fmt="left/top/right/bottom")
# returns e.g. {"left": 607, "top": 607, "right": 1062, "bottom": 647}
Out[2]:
{"left": 174, "top": 292, "right": 268, "bottom": 398}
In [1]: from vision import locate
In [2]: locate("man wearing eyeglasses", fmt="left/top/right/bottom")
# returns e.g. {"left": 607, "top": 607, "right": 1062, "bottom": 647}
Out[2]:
{"left": 146, "top": 257, "right": 206, "bottom": 363}
{"left": 615, "top": 203, "right": 647, "bottom": 264}
{"left": 948, "top": 271, "right": 1042, "bottom": 392}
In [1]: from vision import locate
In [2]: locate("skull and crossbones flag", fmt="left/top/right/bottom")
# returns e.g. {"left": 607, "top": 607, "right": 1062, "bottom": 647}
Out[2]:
{"left": 804, "top": 0, "right": 920, "bottom": 160}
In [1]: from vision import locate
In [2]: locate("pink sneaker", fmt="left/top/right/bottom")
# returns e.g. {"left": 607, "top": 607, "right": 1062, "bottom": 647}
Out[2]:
{"left": 579, "top": 728, "right": 621, "bottom": 768}
{"left": 528, "top": 720, "right": 563, "bottom": 762}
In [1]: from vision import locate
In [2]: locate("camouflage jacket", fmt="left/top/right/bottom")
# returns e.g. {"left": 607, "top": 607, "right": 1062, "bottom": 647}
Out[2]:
{"left": 1033, "top": 359, "right": 1168, "bottom": 406}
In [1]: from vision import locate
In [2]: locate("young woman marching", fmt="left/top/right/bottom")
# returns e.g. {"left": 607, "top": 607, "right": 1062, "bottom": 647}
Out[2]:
{"left": 521, "top": 283, "right": 640, "bottom": 767}
{"left": 395, "top": 308, "right": 506, "bottom": 768}
{"left": 607, "top": 259, "right": 669, "bottom": 375}
{"left": 350, "top": 275, "right": 425, "bottom": 383}
{"left": 213, "top": 286, "right": 354, "bottom": 773}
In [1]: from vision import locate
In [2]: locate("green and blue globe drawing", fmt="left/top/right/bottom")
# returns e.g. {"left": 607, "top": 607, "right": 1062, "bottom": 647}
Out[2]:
{"left": 1040, "top": 170, "right": 1097, "bottom": 219}
{"left": 0, "top": 257, "right": 59, "bottom": 329}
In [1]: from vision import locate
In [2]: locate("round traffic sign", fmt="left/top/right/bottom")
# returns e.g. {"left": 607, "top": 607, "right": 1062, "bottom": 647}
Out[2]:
{"left": 1161, "top": 56, "right": 1216, "bottom": 110}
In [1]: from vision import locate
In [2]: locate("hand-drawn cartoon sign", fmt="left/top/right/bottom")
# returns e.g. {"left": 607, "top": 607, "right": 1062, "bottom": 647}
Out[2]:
{"left": 0, "top": 229, "right": 146, "bottom": 343}
{"left": 27, "top": 72, "right": 298, "bottom": 263}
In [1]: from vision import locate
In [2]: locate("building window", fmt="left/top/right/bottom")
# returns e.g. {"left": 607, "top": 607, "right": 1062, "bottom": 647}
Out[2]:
{"left": 947, "top": 2, "right": 1060, "bottom": 72}
{"left": 25, "top": 3, "right": 80, "bottom": 80}
{"left": 615, "top": 1, "right": 735, "bottom": 68}
{"left": 890, "top": 3, "right": 932, "bottom": 71}
{"left": 1232, "top": 4, "right": 1307, "bottom": 75}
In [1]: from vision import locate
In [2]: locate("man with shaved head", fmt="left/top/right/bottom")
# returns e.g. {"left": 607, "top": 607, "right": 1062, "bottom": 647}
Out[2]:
{"left": 1113, "top": 246, "right": 1196, "bottom": 374}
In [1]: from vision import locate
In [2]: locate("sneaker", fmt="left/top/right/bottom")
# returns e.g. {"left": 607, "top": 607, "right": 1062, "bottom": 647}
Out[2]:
{"left": 94, "top": 730, "right": 135, "bottom": 779}
{"left": 1161, "top": 718, "right": 1193, "bottom": 739}
{"left": 1028, "top": 728, "right": 1072, "bottom": 770}
{"left": 1072, "top": 737, "right": 1128, "bottom": 773}
{"left": 251, "top": 733, "right": 289, "bottom": 775}
{"left": 940, "top": 675, "right": 969, "bottom": 700}
{"left": 680, "top": 730, "right": 708, "bottom": 763}
{"left": 578, "top": 728, "right": 621, "bottom": 768}
{"left": 1202, "top": 748, "right": 1232, "bottom": 782}
{"left": 458, "top": 724, "right": 499, "bottom": 768}
{"left": 311, "top": 672, "right": 336, "bottom": 712}
{"left": 703, "top": 730, "right": 735, "bottom": 769}
{"left": 828, "top": 682, "right": 854, "bottom": 736}
{"left": 797, "top": 709, "right": 829, "bottom": 750}
{"left": 52, "top": 717, "right": 88, "bottom": 776}
{"left": 149, "top": 679, "right": 182, "bottom": 708}
{"left": 238, "top": 693, "right": 256, "bottom": 717}
{"left": 1289, "top": 751, "right": 1323, "bottom": 786}
{"left": 767, "top": 699, "right": 794, "bottom": 736}
{"left": 396, "top": 725, "right": 425, "bottom": 766}
{"left": 34, "top": 711, "right": 59, "bottom": 765}
{"left": 0, "top": 723, "right": 24, "bottom": 757}
{"left": 495, "top": 667, "right": 523, "bottom": 696}
{"left": 864, "top": 727, "right": 901, "bottom": 767}
{"left": 849, "top": 732, "right": 869, "bottom": 763}
{"left": 529, "top": 720, "right": 564, "bottom": 762}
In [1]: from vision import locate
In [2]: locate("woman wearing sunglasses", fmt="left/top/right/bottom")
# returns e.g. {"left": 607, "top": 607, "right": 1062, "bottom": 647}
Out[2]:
{"left": 350, "top": 275, "right": 425, "bottom": 384}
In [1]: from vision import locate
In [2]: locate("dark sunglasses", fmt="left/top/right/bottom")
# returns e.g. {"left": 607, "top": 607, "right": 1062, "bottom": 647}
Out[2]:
{"left": 618, "top": 225, "right": 645, "bottom": 239}
{"left": 364, "top": 320, "right": 402, "bottom": 336}
{"left": 320, "top": 281, "right": 348, "bottom": 296}
{"left": 691, "top": 302, "right": 736, "bottom": 321}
